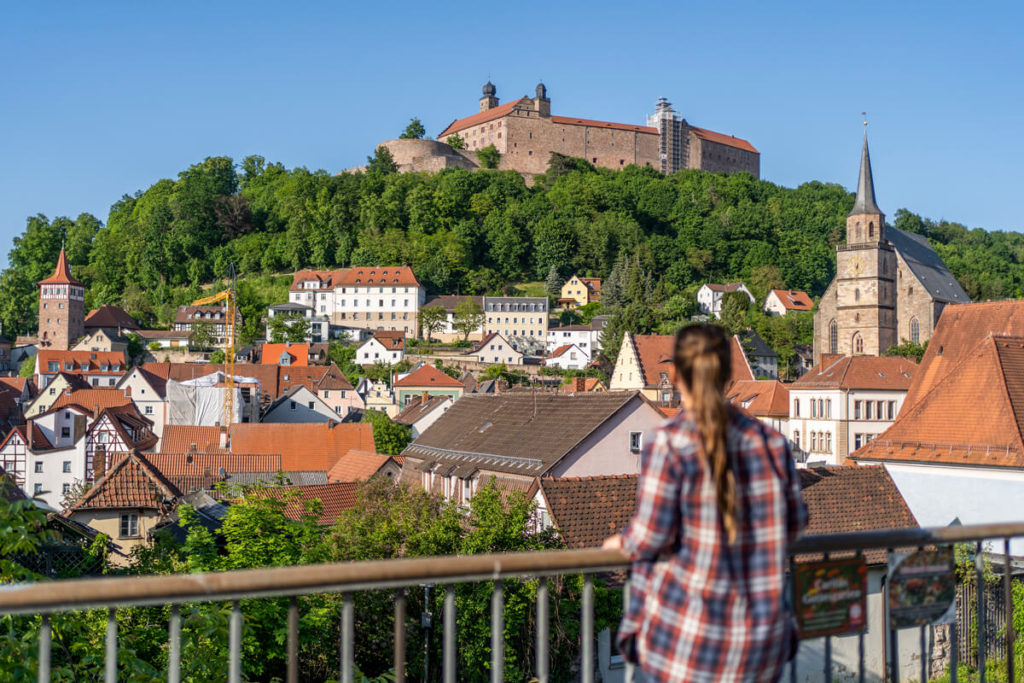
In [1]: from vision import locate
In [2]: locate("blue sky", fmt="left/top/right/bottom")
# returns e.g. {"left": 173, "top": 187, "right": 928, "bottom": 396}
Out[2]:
{"left": 1, "top": 1, "right": 1021, "bottom": 268}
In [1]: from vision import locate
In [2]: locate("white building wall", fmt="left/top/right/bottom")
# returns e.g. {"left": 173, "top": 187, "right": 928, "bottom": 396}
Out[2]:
{"left": 546, "top": 329, "right": 593, "bottom": 355}
{"left": 551, "top": 399, "right": 665, "bottom": 478}
{"left": 788, "top": 388, "right": 843, "bottom": 465}
{"left": 544, "top": 345, "right": 590, "bottom": 370}
{"left": 844, "top": 389, "right": 907, "bottom": 454}
{"left": 357, "top": 338, "right": 404, "bottom": 365}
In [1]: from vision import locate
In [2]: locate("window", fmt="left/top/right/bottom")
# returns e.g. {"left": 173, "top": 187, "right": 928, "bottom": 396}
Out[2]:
{"left": 811, "top": 432, "right": 818, "bottom": 451}
{"left": 34, "top": 462, "right": 43, "bottom": 473}
{"left": 876, "top": 401, "right": 884, "bottom": 420}
{"left": 854, "top": 434, "right": 863, "bottom": 449}
{"left": 308, "top": 401, "right": 315, "bottom": 410}
{"left": 888, "top": 401, "right": 896, "bottom": 420}
{"left": 853, "top": 333, "right": 864, "bottom": 354}
{"left": 811, "top": 400, "right": 817, "bottom": 418}
{"left": 793, "top": 430, "right": 800, "bottom": 449}
{"left": 826, "top": 399, "right": 832, "bottom": 418}
{"left": 825, "top": 432, "right": 832, "bottom": 452}
{"left": 335, "top": 406, "right": 343, "bottom": 414}
{"left": 910, "top": 317, "right": 920, "bottom": 345}
{"left": 120, "top": 513, "right": 139, "bottom": 538}
{"left": 854, "top": 401, "right": 862, "bottom": 419}
{"left": 629, "top": 432, "right": 643, "bottom": 453}
{"left": 62, "top": 483, "right": 70, "bottom": 495}
{"left": 63, "top": 461, "right": 71, "bottom": 473}
{"left": 290, "top": 401, "right": 297, "bottom": 410}
{"left": 144, "top": 405, "right": 153, "bottom": 415}
{"left": 61, "top": 427, "right": 70, "bottom": 439}
{"left": 793, "top": 399, "right": 800, "bottom": 417}
{"left": 34, "top": 483, "right": 42, "bottom": 495}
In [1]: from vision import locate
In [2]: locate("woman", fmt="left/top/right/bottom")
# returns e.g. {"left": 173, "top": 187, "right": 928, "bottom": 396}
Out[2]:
{"left": 604, "top": 323, "right": 807, "bottom": 682}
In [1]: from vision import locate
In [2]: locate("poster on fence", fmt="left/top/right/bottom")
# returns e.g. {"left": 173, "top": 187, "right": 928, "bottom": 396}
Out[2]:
{"left": 794, "top": 557, "right": 868, "bottom": 638}
{"left": 888, "top": 548, "right": 956, "bottom": 628}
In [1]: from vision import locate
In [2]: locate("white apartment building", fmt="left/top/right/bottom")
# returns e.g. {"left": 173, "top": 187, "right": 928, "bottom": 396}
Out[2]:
{"left": 288, "top": 267, "right": 426, "bottom": 337}
{"left": 545, "top": 343, "right": 590, "bottom": 370}
{"left": 788, "top": 355, "right": 917, "bottom": 466}
{"left": 546, "top": 324, "right": 595, "bottom": 357}
{"left": 696, "top": 282, "right": 754, "bottom": 319}
{"left": 266, "top": 302, "right": 331, "bottom": 343}
{"left": 482, "top": 296, "right": 549, "bottom": 354}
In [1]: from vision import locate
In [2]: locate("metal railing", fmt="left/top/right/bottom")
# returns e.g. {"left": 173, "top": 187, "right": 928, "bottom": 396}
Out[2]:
{"left": 2, "top": 522, "right": 1024, "bottom": 682}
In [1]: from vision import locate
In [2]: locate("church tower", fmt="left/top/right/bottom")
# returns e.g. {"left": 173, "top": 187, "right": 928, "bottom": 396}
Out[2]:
{"left": 834, "top": 134, "right": 897, "bottom": 356}
{"left": 38, "top": 248, "right": 85, "bottom": 350}
{"left": 479, "top": 81, "right": 499, "bottom": 112}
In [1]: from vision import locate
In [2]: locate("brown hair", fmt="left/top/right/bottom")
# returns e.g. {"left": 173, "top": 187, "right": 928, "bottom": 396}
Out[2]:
{"left": 673, "top": 324, "right": 738, "bottom": 542}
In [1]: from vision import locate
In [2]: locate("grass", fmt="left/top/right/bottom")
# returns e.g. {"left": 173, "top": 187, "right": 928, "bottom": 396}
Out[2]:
{"left": 513, "top": 281, "right": 547, "bottom": 298}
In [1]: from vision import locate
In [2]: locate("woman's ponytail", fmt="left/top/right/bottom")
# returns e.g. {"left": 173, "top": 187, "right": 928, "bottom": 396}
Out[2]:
{"left": 674, "top": 324, "right": 738, "bottom": 542}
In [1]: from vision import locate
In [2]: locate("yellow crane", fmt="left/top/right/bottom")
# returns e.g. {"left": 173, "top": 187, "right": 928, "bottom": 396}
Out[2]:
{"left": 192, "top": 271, "right": 237, "bottom": 431}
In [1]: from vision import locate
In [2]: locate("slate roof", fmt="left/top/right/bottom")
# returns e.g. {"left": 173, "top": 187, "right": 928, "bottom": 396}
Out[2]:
{"left": 394, "top": 364, "right": 464, "bottom": 388}
{"left": 393, "top": 395, "right": 451, "bottom": 426}
{"left": 84, "top": 306, "right": 140, "bottom": 330}
{"left": 727, "top": 380, "right": 790, "bottom": 418}
{"left": 71, "top": 452, "right": 179, "bottom": 511}
{"left": 850, "top": 135, "right": 882, "bottom": 216}
{"left": 402, "top": 392, "right": 646, "bottom": 476}
{"left": 247, "top": 482, "right": 359, "bottom": 526}
{"left": 539, "top": 466, "right": 914, "bottom": 565}
{"left": 38, "top": 249, "right": 83, "bottom": 287}
{"left": 739, "top": 329, "right": 777, "bottom": 359}
{"left": 888, "top": 228, "right": 970, "bottom": 305}
{"left": 792, "top": 355, "right": 917, "bottom": 391}
{"left": 326, "top": 450, "right": 391, "bottom": 483}
{"left": 853, "top": 335, "right": 1024, "bottom": 468}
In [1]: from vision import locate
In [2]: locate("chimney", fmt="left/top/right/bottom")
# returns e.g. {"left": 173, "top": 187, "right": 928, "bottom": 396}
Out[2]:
{"left": 93, "top": 405, "right": 100, "bottom": 420}
{"left": 189, "top": 443, "right": 197, "bottom": 453}
{"left": 64, "top": 386, "right": 72, "bottom": 396}
{"left": 328, "top": 420, "right": 335, "bottom": 430}
{"left": 574, "top": 376, "right": 586, "bottom": 393}
{"left": 27, "top": 425, "right": 33, "bottom": 451}
{"left": 124, "top": 386, "right": 131, "bottom": 397}
{"left": 421, "top": 391, "right": 429, "bottom": 404}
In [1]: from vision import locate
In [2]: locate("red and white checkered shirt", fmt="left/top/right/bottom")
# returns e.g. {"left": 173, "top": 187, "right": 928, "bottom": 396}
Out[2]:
{"left": 618, "top": 409, "right": 807, "bottom": 682}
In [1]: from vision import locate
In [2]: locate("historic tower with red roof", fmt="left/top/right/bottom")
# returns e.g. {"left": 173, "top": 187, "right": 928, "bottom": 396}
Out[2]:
{"left": 38, "top": 248, "right": 85, "bottom": 350}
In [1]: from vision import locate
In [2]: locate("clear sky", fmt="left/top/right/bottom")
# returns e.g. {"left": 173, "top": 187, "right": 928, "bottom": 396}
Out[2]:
{"left": 1, "top": 1, "right": 1021, "bottom": 269}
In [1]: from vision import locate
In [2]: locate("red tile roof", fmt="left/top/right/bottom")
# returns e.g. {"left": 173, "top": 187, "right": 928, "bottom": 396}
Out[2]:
{"left": 703, "top": 282, "right": 748, "bottom": 293}
{"left": 261, "top": 343, "right": 310, "bottom": 366}
{"left": 792, "top": 355, "right": 917, "bottom": 391}
{"left": 84, "top": 305, "right": 140, "bottom": 330}
{"left": 160, "top": 422, "right": 376, "bottom": 472}
{"left": 690, "top": 126, "right": 759, "bottom": 154}
{"left": 37, "top": 350, "right": 125, "bottom": 374}
{"left": 548, "top": 344, "right": 577, "bottom": 359}
{"left": 539, "top": 475, "right": 639, "bottom": 549}
{"left": 438, "top": 98, "right": 528, "bottom": 137}
{"left": 38, "top": 249, "right": 83, "bottom": 286}
{"left": 550, "top": 116, "right": 657, "bottom": 134}
{"left": 394, "top": 364, "right": 464, "bottom": 388}
{"left": 853, "top": 335, "right": 1024, "bottom": 467}
{"left": 326, "top": 449, "right": 390, "bottom": 483}
{"left": 337, "top": 266, "right": 420, "bottom": 287}
{"left": 51, "top": 389, "right": 131, "bottom": 413}
{"left": 372, "top": 331, "right": 405, "bottom": 352}
{"left": 727, "top": 380, "right": 790, "bottom": 418}
{"left": 144, "top": 452, "right": 284, "bottom": 492}
{"left": 247, "top": 482, "right": 359, "bottom": 526}
{"left": 0, "top": 377, "right": 29, "bottom": 395}
{"left": 70, "top": 452, "right": 179, "bottom": 511}
{"left": 0, "top": 422, "right": 52, "bottom": 452}
{"left": 769, "top": 289, "right": 814, "bottom": 312}
{"left": 630, "top": 333, "right": 754, "bottom": 389}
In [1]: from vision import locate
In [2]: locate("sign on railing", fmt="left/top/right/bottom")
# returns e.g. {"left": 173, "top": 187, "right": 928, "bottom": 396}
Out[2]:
{"left": 888, "top": 548, "right": 956, "bottom": 628}
{"left": 793, "top": 557, "right": 868, "bottom": 639}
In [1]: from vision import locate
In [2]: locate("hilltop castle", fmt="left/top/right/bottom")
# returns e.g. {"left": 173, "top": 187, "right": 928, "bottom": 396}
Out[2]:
{"left": 374, "top": 82, "right": 759, "bottom": 179}
{"left": 812, "top": 134, "right": 970, "bottom": 363}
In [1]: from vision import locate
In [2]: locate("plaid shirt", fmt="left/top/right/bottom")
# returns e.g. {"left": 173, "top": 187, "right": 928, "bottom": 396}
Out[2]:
{"left": 618, "top": 410, "right": 807, "bottom": 682}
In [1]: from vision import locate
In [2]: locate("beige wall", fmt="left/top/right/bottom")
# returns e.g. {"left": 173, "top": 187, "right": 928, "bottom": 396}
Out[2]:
{"left": 551, "top": 397, "right": 664, "bottom": 477}
{"left": 609, "top": 334, "right": 644, "bottom": 391}
{"left": 70, "top": 508, "right": 160, "bottom": 566}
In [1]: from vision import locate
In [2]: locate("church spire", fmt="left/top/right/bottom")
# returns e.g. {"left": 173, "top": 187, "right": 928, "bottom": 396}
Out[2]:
{"left": 850, "top": 133, "right": 881, "bottom": 216}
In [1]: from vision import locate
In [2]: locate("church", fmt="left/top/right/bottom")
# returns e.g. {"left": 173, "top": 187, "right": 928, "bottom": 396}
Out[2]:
{"left": 813, "top": 134, "right": 970, "bottom": 364}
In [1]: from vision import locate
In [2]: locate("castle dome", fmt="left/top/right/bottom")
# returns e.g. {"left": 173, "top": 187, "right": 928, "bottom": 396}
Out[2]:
{"left": 482, "top": 80, "right": 496, "bottom": 97}
{"left": 536, "top": 82, "right": 547, "bottom": 99}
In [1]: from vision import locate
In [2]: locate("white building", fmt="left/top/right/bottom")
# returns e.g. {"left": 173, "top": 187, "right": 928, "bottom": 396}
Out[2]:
{"left": 266, "top": 302, "right": 332, "bottom": 343}
{"left": 763, "top": 289, "right": 813, "bottom": 317}
{"left": 262, "top": 385, "right": 341, "bottom": 424}
{"left": 788, "top": 355, "right": 917, "bottom": 466}
{"left": 356, "top": 331, "right": 405, "bottom": 365}
{"left": 463, "top": 333, "right": 523, "bottom": 366}
{"left": 482, "top": 296, "right": 549, "bottom": 353}
{"left": 393, "top": 394, "right": 453, "bottom": 439}
{"left": 289, "top": 266, "right": 427, "bottom": 337}
{"left": 118, "top": 367, "right": 169, "bottom": 439}
{"left": 546, "top": 324, "right": 595, "bottom": 357}
{"left": 544, "top": 343, "right": 589, "bottom": 370}
{"left": 696, "top": 282, "right": 754, "bottom": 319}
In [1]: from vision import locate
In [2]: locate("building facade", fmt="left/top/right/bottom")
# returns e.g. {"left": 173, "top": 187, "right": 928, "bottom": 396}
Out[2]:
{"left": 697, "top": 282, "right": 754, "bottom": 318}
{"left": 173, "top": 306, "right": 243, "bottom": 346}
{"left": 288, "top": 267, "right": 426, "bottom": 337}
{"left": 482, "top": 296, "right": 549, "bottom": 353}
{"left": 433, "top": 84, "right": 758, "bottom": 179}
{"left": 38, "top": 249, "right": 86, "bottom": 351}
{"left": 813, "top": 135, "right": 970, "bottom": 363}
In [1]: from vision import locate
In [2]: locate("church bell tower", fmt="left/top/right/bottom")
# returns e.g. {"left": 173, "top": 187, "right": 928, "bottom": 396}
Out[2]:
{"left": 835, "top": 132, "right": 897, "bottom": 356}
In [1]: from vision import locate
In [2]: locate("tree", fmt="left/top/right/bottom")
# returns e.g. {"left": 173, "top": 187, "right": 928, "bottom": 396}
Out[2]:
{"left": 209, "top": 349, "right": 225, "bottom": 363}
{"left": 125, "top": 332, "right": 144, "bottom": 366}
{"left": 719, "top": 290, "right": 751, "bottom": 335}
{"left": 446, "top": 133, "right": 465, "bottom": 150}
{"left": 268, "top": 315, "right": 309, "bottom": 344}
{"left": 452, "top": 299, "right": 485, "bottom": 341}
{"left": 476, "top": 144, "right": 500, "bottom": 170}
{"left": 418, "top": 304, "right": 447, "bottom": 341}
{"left": 18, "top": 357, "right": 34, "bottom": 378}
{"left": 189, "top": 321, "right": 216, "bottom": 350}
{"left": 886, "top": 339, "right": 928, "bottom": 362}
{"left": 399, "top": 118, "right": 426, "bottom": 140}
{"left": 544, "top": 264, "right": 564, "bottom": 297}
{"left": 366, "top": 145, "right": 398, "bottom": 175}
{"left": 361, "top": 410, "right": 412, "bottom": 455}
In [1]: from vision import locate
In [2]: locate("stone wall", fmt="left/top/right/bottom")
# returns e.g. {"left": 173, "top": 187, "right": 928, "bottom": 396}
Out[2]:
{"left": 693, "top": 136, "right": 760, "bottom": 176}
{"left": 377, "top": 139, "right": 478, "bottom": 173}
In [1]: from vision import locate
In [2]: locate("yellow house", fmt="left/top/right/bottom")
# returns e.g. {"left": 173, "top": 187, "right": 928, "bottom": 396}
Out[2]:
{"left": 559, "top": 275, "right": 602, "bottom": 309}
{"left": 66, "top": 451, "right": 178, "bottom": 565}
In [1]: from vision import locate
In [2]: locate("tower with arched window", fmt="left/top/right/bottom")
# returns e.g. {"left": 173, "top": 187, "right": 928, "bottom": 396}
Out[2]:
{"left": 38, "top": 248, "right": 85, "bottom": 351}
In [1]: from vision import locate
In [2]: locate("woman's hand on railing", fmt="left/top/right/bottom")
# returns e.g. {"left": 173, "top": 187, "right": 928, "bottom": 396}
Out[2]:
{"left": 602, "top": 534, "right": 623, "bottom": 551}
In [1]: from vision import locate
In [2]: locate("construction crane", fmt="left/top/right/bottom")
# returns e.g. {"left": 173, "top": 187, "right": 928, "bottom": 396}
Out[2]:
{"left": 192, "top": 264, "right": 237, "bottom": 431}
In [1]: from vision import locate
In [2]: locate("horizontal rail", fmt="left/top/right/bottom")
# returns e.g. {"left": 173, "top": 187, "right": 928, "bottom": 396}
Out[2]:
{"left": 3, "top": 521, "right": 1024, "bottom": 616}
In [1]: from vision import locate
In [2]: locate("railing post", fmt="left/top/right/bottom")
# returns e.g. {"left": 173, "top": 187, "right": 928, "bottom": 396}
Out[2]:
{"left": 491, "top": 580, "right": 504, "bottom": 683}
{"left": 536, "top": 579, "right": 549, "bottom": 683}
{"left": 287, "top": 597, "right": 299, "bottom": 683}
{"left": 855, "top": 550, "right": 865, "bottom": 683}
{"left": 976, "top": 541, "right": 986, "bottom": 682}
{"left": 886, "top": 548, "right": 899, "bottom": 683}
{"left": 340, "top": 593, "right": 354, "bottom": 683}
{"left": 393, "top": 590, "right": 406, "bottom": 683}
{"left": 105, "top": 607, "right": 117, "bottom": 683}
{"left": 443, "top": 585, "right": 456, "bottom": 683}
{"left": 38, "top": 614, "right": 50, "bottom": 683}
{"left": 582, "top": 574, "right": 594, "bottom": 683}
{"left": 229, "top": 600, "right": 242, "bottom": 683}
{"left": 168, "top": 604, "right": 181, "bottom": 683}
{"left": 1005, "top": 538, "right": 1015, "bottom": 683}
{"left": 823, "top": 552, "right": 832, "bottom": 683}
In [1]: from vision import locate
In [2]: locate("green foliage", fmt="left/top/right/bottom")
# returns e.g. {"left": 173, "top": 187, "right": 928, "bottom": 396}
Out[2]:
{"left": 719, "top": 290, "right": 752, "bottom": 335}
{"left": 18, "top": 356, "right": 34, "bottom": 378}
{"left": 446, "top": 133, "right": 465, "bottom": 150}
{"left": 885, "top": 339, "right": 928, "bottom": 362}
{"left": 208, "top": 349, "right": 225, "bottom": 364}
{"left": 361, "top": 409, "right": 412, "bottom": 455}
{"left": 399, "top": 118, "right": 426, "bottom": 140}
{"left": 267, "top": 314, "right": 310, "bottom": 343}
{"left": 544, "top": 264, "right": 564, "bottom": 297}
{"left": 452, "top": 298, "right": 485, "bottom": 341}
{"left": 188, "top": 320, "right": 216, "bottom": 350}
{"left": 476, "top": 144, "right": 500, "bottom": 170}
{"left": 124, "top": 332, "right": 144, "bottom": 366}
{"left": 418, "top": 304, "right": 446, "bottom": 341}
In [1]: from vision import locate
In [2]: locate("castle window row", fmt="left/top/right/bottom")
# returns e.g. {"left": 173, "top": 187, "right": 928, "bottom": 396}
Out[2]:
{"left": 853, "top": 400, "right": 896, "bottom": 421}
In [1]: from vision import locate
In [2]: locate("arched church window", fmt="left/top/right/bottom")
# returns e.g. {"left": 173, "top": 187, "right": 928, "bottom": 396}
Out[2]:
{"left": 910, "top": 318, "right": 920, "bottom": 345}
{"left": 869, "top": 222, "right": 875, "bottom": 238}
{"left": 853, "top": 333, "right": 864, "bottom": 354}
{"left": 829, "top": 320, "right": 838, "bottom": 354}
{"left": 855, "top": 289, "right": 860, "bottom": 302}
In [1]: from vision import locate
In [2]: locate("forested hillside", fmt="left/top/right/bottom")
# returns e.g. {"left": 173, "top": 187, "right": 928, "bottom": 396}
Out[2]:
{"left": 2, "top": 151, "right": 1022, "bottom": 341}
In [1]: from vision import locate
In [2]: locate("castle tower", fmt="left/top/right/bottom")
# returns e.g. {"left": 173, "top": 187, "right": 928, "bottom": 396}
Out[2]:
{"left": 533, "top": 82, "right": 550, "bottom": 117}
{"left": 479, "top": 81, "right": 499, "bottom": 112}
{"left": 835, "top": 133, "right": 896, "bottom": 356}
{"left": 38, "top": 248, "right": 85, "bottom": 350}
